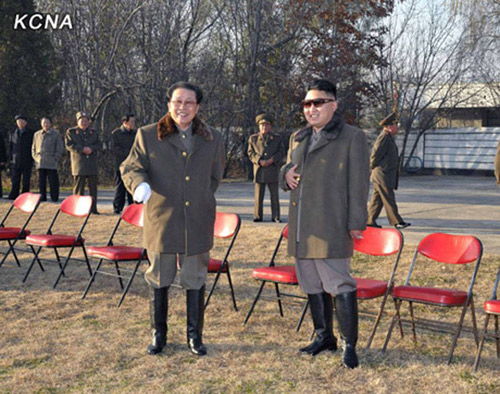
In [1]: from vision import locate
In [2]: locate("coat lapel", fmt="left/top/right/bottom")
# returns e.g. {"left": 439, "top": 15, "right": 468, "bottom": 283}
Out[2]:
{"left": 164, "top": 133, "right": 186, "bottom": 152}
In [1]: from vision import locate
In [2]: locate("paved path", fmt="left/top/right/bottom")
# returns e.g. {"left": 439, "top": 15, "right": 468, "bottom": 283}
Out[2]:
{"left": 91, "top": 175, "right": 500, "bottom": 255}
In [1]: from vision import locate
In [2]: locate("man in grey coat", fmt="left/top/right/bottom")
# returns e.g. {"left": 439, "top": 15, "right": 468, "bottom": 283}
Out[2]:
{"left": 32, "top": 117, "right": 64, "bottom": 202}
{"left": 367, "top": 112, "right": 410, "bottom": 229}
{"left": 282, "top": 79, "right": 369, "bottom": 368}
{"left": 247, "top": 113, "right": 285, "bottom": 222}
{"left": 121, "top": 82, "right": 224, "bottom": 357}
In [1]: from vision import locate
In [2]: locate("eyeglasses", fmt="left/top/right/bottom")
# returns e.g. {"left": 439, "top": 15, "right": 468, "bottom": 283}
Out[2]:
{"left": 170, "top": 100, "right": 197, "bottom": 108}
{"left": 302, "top": 98, "right": 335, "bottom": 109}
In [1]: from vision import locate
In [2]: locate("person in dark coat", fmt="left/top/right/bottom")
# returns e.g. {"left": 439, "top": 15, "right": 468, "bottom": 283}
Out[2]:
{"left": 247, "top": 113, "right": 285, "bottom": 222}
{"left": 0, "top": 132, "right": 7, "bottom": 198}
{"left": 121, "top": 82, "right": 224, "bottom": 357}
{"left": 281, "top": 79, "right": 370, "bottom": 368}
{"left": 65, "top": 111, "right": 101, "bottom": 214}
{"left": 8, "top": 115, "right": 34, "bottom": 200}
{"left": 110, "top": 114, "right": 136, "bottom": 214}
{"left": 366, "top": 112, "right": 410, "bottom": 229}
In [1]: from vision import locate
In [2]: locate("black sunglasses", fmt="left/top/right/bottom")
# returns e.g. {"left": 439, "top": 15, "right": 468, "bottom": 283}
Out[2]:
{"left": 302, "top": 98, "right": 335, "bottom": 109}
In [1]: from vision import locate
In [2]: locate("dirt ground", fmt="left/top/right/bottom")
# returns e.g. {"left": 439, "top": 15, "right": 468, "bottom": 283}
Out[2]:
{"left": 0, "top": 201, "right": 499, "bottom": 393}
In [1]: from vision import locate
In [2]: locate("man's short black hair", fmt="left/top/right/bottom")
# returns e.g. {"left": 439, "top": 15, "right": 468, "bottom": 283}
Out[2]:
{"left": 41, "top": 116, "right": 52, "bottom": 123}
{"left": 122, "top": 113, "right": 135, "bottom": 122}
{"left": 307, "top": 79, "right": 337, "bottom": 98}
{"left": 167, "top": 81, "right": 203, "bottom": 104}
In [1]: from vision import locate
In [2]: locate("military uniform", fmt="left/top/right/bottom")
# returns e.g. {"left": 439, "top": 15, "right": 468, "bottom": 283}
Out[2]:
{"left": 65, "top": 116, "right": 101, "bottom": 213}
{"left": 247, "top": 114, "right": 285, "bottom": 221}
{"left": 110, "top": 125, "right": 136, "bottom": 213}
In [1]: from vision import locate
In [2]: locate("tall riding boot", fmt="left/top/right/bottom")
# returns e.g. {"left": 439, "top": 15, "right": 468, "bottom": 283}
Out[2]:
{"left": 147, "top": 286, "right": 168, "bottom": 355}
{"left": 335, "top": 290, "right": 359, "bottom": 368}
{"left": 186, "top": 285, "right": 207, "bottom": 356}
{"left": 299, "top": 292, "right": 337, "bottom": 356}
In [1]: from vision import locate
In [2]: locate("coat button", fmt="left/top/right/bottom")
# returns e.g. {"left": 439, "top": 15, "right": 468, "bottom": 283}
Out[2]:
{"left": 185, "top": 176, "right": 190, "bottom": 181}
{"left": 185, "top": 201, "right": 190, "bottom": 207}
{"left": 263, "top": 153, "right": 267, "bottom": 156}
{"left": 292, "top": 201, "right": 297, "bottom": 206}
{"left": 182, "top": 151, "right": 187, "bottom": 157}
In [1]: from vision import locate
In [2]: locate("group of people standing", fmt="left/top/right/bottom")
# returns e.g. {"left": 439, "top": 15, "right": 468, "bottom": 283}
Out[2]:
{"left": 0, "top": 111, "right": 137, "bottom": 216}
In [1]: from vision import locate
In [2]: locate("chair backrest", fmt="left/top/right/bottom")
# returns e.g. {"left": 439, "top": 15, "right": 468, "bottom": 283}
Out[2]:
{"left": 214, "top": 212, "right": 240, "bottom": 238}
{"left": 60, "top": 195, "right": 93, "bottom": 217}
{"left": 354, "top": 227, "right": 402, "bottom": 256}
{"left": 283, "top": 225, "right": 289, "bottom": 240}
{"left": 121, "top": 203, "right": 144, "bottom": 227}
{"left": 489, "top": 268, "right": 500, "bottom": 300}
{"left": 418, "top": 233, "right": 482, "bottom": 264}
{"left": 13, "top": 193, "right": 41, "bottom": 213}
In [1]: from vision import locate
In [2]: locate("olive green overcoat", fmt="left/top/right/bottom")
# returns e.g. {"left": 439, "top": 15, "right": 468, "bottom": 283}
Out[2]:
{"left": 247, "top": 131, "right": 285, "bottom": 183}
{"left": 120, "top": 113, "right": 224, "bottom": 255}
{"left": 370, "top": 130, "right": 399, "bottom": 190}
{"left": 280, "top": 114, "right": 370, "bottom": 259}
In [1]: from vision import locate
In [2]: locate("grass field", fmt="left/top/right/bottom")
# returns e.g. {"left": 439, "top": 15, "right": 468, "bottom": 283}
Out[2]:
{"left": 0, "top": 200, "right": 499, "bottom": 393}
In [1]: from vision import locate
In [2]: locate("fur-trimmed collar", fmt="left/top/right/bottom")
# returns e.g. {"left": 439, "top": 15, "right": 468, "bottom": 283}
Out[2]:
{"left": 294, "top": 113, "right": 345, "bottom": 142}
{"left": 157, "top": 113, "right": 213, "bottom": 141}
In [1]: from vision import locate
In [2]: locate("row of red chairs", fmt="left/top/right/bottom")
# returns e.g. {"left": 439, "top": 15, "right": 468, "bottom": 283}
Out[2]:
{"left": 243, "top": 224, "right": 499, "bottom": 369}
{"left": 0, "top": 193, "right": 498, "bottom": 368}
{"left": 0, "top": 193, "right": 241, "bottom": 310}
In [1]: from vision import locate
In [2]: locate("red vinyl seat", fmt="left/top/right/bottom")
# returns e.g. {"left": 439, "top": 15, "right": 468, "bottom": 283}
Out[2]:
{"left": 82, "top": 204, "right": 148, "bottom": 307}
{"left": 204, "top": 212, "right": 241, "bottom": 311}
{"left": 23, "top": 195, "right": 93, "bottom": 288}
{"left": 0, "top": 193, "right": 41, "bottom": 270}
{"left": 244, "top": 225, "right": 309, "bottom": 332}
{"left": 474, "top": 268, "right": 500, "bottom": 371}
{"left": 382, "top": 232, "right": 483, "bottom": 365}
{"left": 352, "top": 226, "right": 404, "bottom": 350}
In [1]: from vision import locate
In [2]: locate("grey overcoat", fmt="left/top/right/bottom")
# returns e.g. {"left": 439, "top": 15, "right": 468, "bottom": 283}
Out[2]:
{"left": 120, "top": 113, "right": 225, "bottom": 255}
{"left": 280, "top": 114, "right": 370, "bottom": 259}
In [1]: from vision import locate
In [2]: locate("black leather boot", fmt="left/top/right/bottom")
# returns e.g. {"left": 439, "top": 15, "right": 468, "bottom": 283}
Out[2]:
{"left": 146, "top": 286, "right": 168, "bottom": 355}
{"left": 299, "top": 292, "right": 337, "bottom": 356}
{"left": 186, "top": 285, "right": 207, "bottom": 356}
{"left": 335, "top": 290, "right": 359, "bottom": 368}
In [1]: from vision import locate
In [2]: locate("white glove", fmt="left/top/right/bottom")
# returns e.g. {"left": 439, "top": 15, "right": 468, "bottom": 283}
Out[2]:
{"left": 133, "top": 182, "right": 152, "bottom": 203}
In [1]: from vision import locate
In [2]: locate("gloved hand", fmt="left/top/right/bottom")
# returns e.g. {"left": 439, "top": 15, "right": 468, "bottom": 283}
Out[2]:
{"left": 133, "top": 182, "right": 152, "bottom": 203}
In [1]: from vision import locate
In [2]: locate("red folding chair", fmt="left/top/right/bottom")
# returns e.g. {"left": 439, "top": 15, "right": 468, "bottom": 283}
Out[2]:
{"left": 22, "top": 195, "right": 94, "bottom": 289}
{"left": 82, "top": 203, "right": 148, "bottom": 307}
{"left": 205, "top": 212, "right": 241, "bottom": 310}
{"left": 353, "top": 226, "right": 404, "bottom": 350}
{"left": 244, "top": 225, "right": 309, "bottom": 331}
{"left": 0, "top": 193, "right": 41, "bottom": 269}
{"left": 382, "top": 232, "right": 482, "bottom": 364}
{"left": 473, "top": 267, "right": 500, "bottom": 371}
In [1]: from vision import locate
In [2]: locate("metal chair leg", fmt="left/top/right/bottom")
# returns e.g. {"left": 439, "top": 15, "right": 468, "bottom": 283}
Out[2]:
{"left": 473, "top": 314, "right": 490, "bottom": 371}
{"left": 469, "top": 297, "right": 479, "bottom": 345}
{"left": 296, "top": 299, "right": 309, "bottom": 332}
{"left": 274, "top": 283, "right": 284, "bottom": 317}
{"left": 22, "top": 246, "right": 44, "bottom": 282}
{"left": 82, "top": 258, "right": 104, "bottom": 300}
{"left": 225, "top": 267, "right": 238, "bottom": 311}
{"left": 382, "top": 299, "right": 403, "bottom": 353}
{"left": 205, "top": 267, "right": 223, "bottom": 309}
{"left": 447, "top": 303, "right": 469, "bottom": 365}
{"left": 409, "top": 301, "right": 417, "bottom": 344}
{"left": 366, "top": 294, "right": 389, "bottom": 350}
{"left": 113, "top": 260, "right": 124, "bottom": 289}
{"left": 117, "top": 259, "right": 144, "bottom": 307}
{"left": 53, "top": 245, "right": 77, "bottom": 289}
{"left": 244, "top": 281, "right": 266, "bottom": 325}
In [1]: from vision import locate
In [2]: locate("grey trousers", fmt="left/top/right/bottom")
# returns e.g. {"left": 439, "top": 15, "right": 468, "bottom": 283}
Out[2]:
{"left": 145, "top": 252, "right": 209, "bottom": 290}
{"left": 295, "top": 257, "right": 357, "bottom": 295}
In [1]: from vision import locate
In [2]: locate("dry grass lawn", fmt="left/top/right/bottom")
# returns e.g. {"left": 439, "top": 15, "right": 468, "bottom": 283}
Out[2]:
{"left": 1, "top": 200, "right": 500, "bottom": 393}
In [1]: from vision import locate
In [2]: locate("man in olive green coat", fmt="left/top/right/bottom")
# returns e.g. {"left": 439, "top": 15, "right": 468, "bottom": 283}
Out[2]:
{"left": 65, "top": 111, "right": 101, "bottom": 214}
{"left": 121, "top": 82, "right": 224, "bottom": 357}
{"left": 247, "top": 113, "right": 285, "bottom": 222}
{"left": 367, "top": 112, "right": 410, "bottom": 229}
{"left": 281, "top": 79, "right": 369, "bottom": 368}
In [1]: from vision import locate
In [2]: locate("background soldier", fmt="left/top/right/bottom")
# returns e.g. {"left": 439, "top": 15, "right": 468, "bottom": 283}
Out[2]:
{"left": 121, "top": 82, "right": 224, "bottom": 357}
{"left": 247, "top": 113, "right": 285, "bottom": 222}
{"left": 65, "top": 111, "right": 101, "bottom": 214}
{"left": 8, "top": 115, "right": 34, "bottom": 200}
{"left": 0, "top": 131, "right": 6, "bottom": 198}
{"left": 367, "top": 112, "right": 410, "bottom": 229}
{"left": 110, "top": 113, "right": 136, "bottom": 214}
{"left": 32, "top": 117, "right": 64, "bottom": 202}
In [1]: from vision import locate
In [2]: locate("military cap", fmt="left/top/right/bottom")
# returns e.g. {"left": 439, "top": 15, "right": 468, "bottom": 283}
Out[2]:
{"left": 255, "top": 113, "right": 273, "bottom": 125}
{"left": 379, "top": 111, "right": 397, "bottom": 126}
{"left": 76, "top": 111, "right": 89, "bottom": 121}
{"left": 15, "top": 114, "right": 27, "bottom": 121}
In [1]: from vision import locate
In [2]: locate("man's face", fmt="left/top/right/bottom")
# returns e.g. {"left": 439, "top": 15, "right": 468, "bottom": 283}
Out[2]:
{"left": 167, "top": 88, "right": 199, "bottom": 130}
{"left": 384, "top": 124, "right": 398, "bottom": 135}
{"left": 259, "top": 122, "right": 272, "bottom": 135}
{"left": 41, "top": 119, "right": 51, "bottom": 131}
{"left": 77, "top": 117, "right": 89, "bottom": 130}
{"left": 123, "top": 117, "right": 136, "bottom": 130}
{"left": 302, "top": 89, "right": 338, "bottom": 131}
{"left": 16, "top": 119, "right": 27, "bottom": 129}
